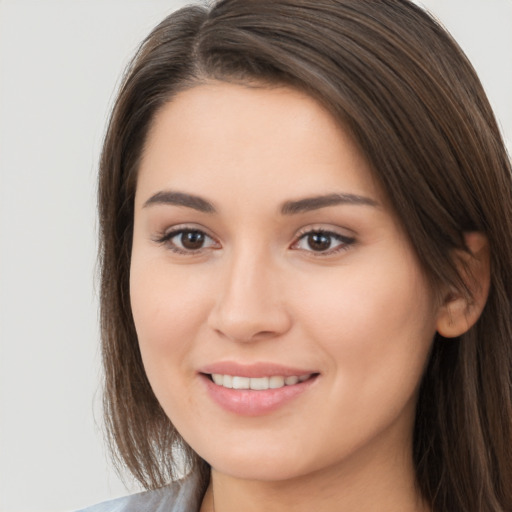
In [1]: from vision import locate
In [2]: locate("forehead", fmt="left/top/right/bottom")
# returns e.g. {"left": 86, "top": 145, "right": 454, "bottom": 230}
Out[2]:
{"left": 136, "top": 81, "right": 381, "bottom": 209}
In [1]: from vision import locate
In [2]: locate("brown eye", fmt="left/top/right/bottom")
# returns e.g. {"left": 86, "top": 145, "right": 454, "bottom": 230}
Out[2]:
{"left": 293, "top": 229, "right": 355, "bottom": 255}
{"left": 158, "top": 228, "right": 219, "bottom": 254}
{"left": 307, "top": 233, "right": 332, "bottom": 251}
{"left": 180, "top": 230, "right": 206, "bottom": 250}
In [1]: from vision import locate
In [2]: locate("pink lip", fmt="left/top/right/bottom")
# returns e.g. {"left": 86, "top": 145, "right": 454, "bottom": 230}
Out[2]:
{"left": 199, "top": 361, "right": 316, "bottom": 378}
{"left": 198, "top": 362, "right": 319, "bottom": 416}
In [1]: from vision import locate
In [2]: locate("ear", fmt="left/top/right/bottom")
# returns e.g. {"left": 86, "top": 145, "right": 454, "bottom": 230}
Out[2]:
{"left": 436, "top": 232, "right": 490, "bottom": 338}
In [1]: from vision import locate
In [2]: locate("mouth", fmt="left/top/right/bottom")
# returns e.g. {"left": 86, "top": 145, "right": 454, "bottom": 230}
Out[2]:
{"left": 206, "top": 373, "right": 315, "bottom": 390}
{"left": 200, "top": 370, "right": 319, "bottom": 415}
{"left": 198, "top": 362, "right": 320, "bottom": 415}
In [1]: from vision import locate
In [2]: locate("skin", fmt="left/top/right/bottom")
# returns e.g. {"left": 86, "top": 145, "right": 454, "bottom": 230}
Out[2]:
{"left": 130, "top": 82, "right": 441, "bottom": 511}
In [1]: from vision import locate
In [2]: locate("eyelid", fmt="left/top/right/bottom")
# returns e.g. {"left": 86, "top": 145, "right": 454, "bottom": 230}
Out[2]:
{"left": 153, "top": 224, "right": 221, "bottom": 254}
{"left": 291, "top": 225, "right": 356, "bottom": 256}
{"left": 152, "top": 223, "right": 355, "bottom": 257}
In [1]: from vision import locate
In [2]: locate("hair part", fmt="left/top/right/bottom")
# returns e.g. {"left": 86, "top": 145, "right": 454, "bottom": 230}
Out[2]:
{"left": 98, "top": 1, "right": 512, "bottom": 509}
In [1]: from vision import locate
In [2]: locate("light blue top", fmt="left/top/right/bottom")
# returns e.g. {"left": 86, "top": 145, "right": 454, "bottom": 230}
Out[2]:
{"left": 76, "top": 474, "right": 201, "bottom": 512}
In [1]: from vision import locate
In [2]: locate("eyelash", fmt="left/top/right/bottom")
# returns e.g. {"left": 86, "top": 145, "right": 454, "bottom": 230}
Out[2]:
{"left": 292, "top": 228, "right": 355, "bottom": 256}
{"left": 154, "top": 226, "right": 220, "bottom": 255}
{"left": 154, "top": 226, "right": 356, "bottom": 257}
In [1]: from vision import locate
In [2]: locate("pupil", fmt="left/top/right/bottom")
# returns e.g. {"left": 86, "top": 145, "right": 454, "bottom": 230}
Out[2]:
{"left": 181, "top": 231, "right": 205, "bottom": 250}
{"left": 308, "top": 233, "right": 331, "bottom": 251}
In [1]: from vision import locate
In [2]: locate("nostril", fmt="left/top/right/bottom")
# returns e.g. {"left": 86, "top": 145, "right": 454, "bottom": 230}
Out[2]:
{"left": 207, "top": 284, "right": 293, "bottom": 343}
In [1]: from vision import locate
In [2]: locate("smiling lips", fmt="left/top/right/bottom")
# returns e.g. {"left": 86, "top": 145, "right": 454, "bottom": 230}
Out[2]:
{"left": 200, "top": 364, "right": 318, "bottom": 415}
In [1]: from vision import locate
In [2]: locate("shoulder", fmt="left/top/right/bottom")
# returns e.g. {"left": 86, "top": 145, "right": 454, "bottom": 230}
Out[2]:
{"left": 75, "top": 474, "right": 201, "bottom": 512}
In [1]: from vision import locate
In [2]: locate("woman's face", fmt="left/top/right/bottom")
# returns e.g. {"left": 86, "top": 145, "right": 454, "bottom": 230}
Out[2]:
{"left": 130, "top": 82, "right": 439, "bottom": 482}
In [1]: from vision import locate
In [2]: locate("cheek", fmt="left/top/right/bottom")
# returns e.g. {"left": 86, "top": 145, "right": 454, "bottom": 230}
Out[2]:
{"left": 294, "top": 253, "right": 436, "bottom": 394}
{"left": 129, "top": 259, "right": 210, "bottom": 381}
{"left": 129, "top": 259, "right": 218, "bottom": 428}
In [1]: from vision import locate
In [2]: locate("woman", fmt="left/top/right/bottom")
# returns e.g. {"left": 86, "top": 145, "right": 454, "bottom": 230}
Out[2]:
{"left": 82, "top": 0, "right": 512, "bottom": 510}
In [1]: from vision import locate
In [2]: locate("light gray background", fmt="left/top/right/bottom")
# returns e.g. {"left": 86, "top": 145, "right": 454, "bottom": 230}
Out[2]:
{"left": 0, "top": 1, "right": 510, "bottom": 511}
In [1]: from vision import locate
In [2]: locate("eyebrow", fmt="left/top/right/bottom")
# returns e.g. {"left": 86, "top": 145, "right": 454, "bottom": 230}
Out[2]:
{"left": 143, "top": 190, "right": 216, "bottom": 213}
{"left": 142, "top": 190, "right": 378, "bottom": 215}
{"left": 281, "top": 193, "right": 378, "bottom": 215}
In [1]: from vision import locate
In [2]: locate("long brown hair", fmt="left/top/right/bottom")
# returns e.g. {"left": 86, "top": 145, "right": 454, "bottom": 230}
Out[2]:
{"left": 98, "top": 1, "right": 512, "bottom": 509}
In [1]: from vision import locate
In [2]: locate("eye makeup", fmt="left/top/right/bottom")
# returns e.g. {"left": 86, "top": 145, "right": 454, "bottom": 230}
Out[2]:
{"left": 153, "top": 222, "right": 356, "bottom": 258}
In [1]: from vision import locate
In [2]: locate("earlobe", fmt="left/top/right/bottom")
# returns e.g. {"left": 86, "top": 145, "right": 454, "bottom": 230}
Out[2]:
{"left": 436, "top": 232, "right": 490, "bottom": 338}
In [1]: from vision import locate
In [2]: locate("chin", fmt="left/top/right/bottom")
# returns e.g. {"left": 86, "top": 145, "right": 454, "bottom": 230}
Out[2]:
{"left": 200, "top": 442, "right": 326, "bottom": 483}
{"left": 211, "top": 459, "right": 311, "bottom": 482}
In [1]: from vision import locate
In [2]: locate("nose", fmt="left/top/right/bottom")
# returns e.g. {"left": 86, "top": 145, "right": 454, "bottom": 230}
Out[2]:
{"left": 207, "top": 248, "right": 292, "bottom": 343}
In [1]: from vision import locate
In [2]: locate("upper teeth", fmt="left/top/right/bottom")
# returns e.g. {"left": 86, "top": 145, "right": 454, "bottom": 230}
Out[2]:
{"left": 211, "top": 374, "right": 311, "bottom": 390}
